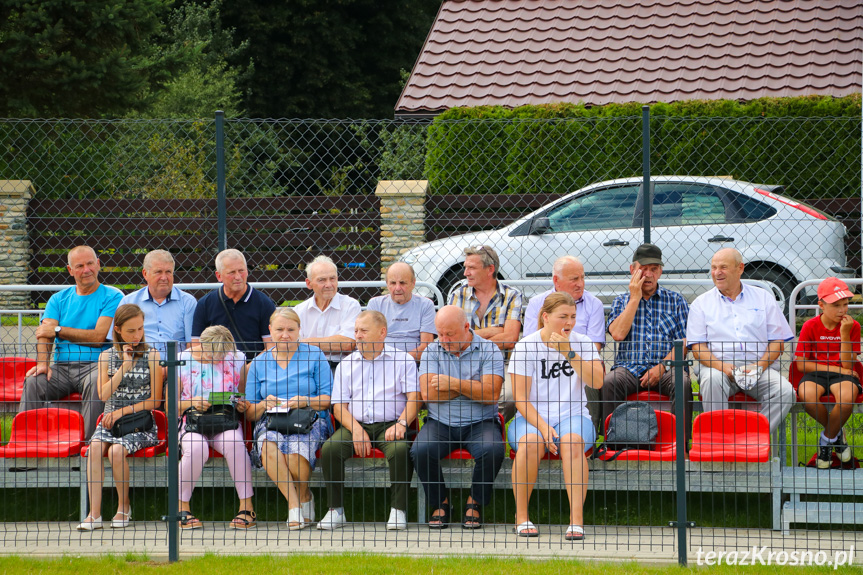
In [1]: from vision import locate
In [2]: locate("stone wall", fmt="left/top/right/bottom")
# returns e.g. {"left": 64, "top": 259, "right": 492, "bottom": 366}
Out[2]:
{"left": 0, "top": 181, "right": 32, "bottom": 309}
{"left": 375, "top": 180, "right": 427, "bottom": 280}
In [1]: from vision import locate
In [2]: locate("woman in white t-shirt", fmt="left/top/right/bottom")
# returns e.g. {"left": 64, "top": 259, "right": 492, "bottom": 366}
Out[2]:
{"left": 507, "top": 292, "right": 604, "bottom": 540}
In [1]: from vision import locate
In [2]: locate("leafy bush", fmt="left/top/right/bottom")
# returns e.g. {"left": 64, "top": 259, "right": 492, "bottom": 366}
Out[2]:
{"left": 425, "top": 95, "right": 862, "bottom": 199}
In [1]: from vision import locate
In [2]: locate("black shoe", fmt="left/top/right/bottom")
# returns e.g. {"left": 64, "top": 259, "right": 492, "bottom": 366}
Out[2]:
{"left": 816, "top": 443, "right": 833, "bottom": 469}
{"left": 834, "top": 430, "right": 852, "bottom": 463}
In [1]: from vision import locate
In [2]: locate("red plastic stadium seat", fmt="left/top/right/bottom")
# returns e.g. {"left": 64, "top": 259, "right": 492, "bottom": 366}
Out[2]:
{"left": 0, "top": 357, "right": 36, "bottom": 402}
{"left": 789, "top": 361, "right": 863, "bottom": 405}
{"left": 82, "top": 410, "right": 168, "bottom": 458}
{"left": 0, "top": 408, "right": 84, "bottom": 457}
{"left": 689, "top": 409, "right": 770, "bottom": 463}
{"left": 595, "top": 409, "right": 678, "bottom": 461}
{"left": 626, "top": 390, "right": 671, "bottom": 405}
{"left": 445, "top": 413, "right": 505, "bottom": 460}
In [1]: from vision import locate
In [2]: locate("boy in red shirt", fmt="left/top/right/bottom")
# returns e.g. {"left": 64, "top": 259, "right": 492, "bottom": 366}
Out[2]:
{"left": 794, "top": 277, "right": 861, "bottom": 468}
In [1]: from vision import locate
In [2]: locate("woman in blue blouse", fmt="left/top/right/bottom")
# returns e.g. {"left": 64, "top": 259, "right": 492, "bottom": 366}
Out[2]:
{"left": 246, "top": 308, "right": 332, "bottom": 530}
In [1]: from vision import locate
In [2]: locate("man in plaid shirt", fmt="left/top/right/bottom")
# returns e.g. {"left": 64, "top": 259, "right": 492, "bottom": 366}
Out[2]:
{"left": 447, "top": 245, "right": 523, "bottom": 419}
{"left": 600, "top": 244, "right": 693, "bottom": 442}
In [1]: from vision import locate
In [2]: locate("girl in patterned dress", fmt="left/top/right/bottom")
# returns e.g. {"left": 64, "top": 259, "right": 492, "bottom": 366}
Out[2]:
{"left": 77, "top": 304, "right": 164, "bottom": 531}
{"left": 177, "top": 325, "right": 256, "bottom": 530}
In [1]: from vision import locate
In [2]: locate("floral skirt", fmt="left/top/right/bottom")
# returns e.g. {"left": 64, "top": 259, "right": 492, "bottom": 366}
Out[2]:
{"left": 251, "top": 415, "right": 329, "bottom": 470}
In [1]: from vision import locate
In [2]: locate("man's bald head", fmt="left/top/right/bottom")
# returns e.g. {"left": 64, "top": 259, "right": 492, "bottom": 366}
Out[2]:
{"left": 435, "top": 305, "right": 471, "bottom": 354}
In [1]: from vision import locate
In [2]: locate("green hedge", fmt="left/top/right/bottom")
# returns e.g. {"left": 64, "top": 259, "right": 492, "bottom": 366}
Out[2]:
{"left": 425, "top": 95, "right": 862, "bottom": 199}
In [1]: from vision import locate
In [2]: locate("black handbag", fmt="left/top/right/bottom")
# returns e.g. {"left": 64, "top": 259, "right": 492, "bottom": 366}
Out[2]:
{"left": 266, "top": 408, "right": 319, "bottom": 435}
{"left": 183, "top": 404, "right": 240, "bottom": 437}
{"left": 110, "top": 410, "right": 154, "bottom": 438}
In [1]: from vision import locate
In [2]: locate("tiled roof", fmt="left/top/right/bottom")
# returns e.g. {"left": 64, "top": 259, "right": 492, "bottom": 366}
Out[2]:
{"left": 395, "top": 0, "right": 863, "bottom": 115}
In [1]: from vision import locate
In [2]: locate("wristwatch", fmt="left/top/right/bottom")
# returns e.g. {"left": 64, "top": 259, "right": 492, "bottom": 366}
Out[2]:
{"left": 567, "top": 350, "right": 577, "bottom": 359}
{"left": 54, "top": 325, "right": 62, "bottom": 337}
{"left": 397, "top": 420, "right": 408, "bottom": 428}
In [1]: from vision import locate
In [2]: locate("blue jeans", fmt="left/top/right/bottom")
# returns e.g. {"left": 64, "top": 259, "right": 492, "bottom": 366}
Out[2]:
{"left": 410, "top": 417, "right": 505, "bottom": 508}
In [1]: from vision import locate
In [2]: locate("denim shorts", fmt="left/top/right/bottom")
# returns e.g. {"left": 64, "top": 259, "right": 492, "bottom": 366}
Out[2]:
{"left": 507, "top": 414, "right": 596, "bottom": 453}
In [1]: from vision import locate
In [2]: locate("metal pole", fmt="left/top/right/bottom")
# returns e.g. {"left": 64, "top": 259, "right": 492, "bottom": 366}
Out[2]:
{"left": 164, "top": 342, "right": 180, "bottom": 562}
{"left": 216, "top": 110, "right": 227, "bottom": 252}
{"left": 642, "top": 105, "right": 651, "bottom": 244}
{"left": 673, "top": 339, "right": 688, "bottom": 566}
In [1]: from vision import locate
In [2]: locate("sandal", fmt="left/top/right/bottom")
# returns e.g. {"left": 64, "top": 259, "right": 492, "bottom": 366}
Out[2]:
{"left": 230, "top": 510, "right": 256, "bottom": 530}
{"left": 428, "top": 502, "right": 450, "bottom": 529}
{"left": 179, "top": 511, "right": 202, "bottom": 530}
{"left": 514, "top": 521, "right": 539, "bottom": 537}
{"left": 287, "top": 508, "right": 307, "bottom": 531}
{"left": 565, "top": 525, "right": 585, "bottom": 541}
{"left": 462, "top": 502, "right": 482, "bottom": 530}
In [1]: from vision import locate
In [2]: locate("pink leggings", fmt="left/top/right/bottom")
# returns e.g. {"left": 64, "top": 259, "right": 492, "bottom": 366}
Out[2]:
{"left": 179, "top": 428, "right": 254, "bottom": 502}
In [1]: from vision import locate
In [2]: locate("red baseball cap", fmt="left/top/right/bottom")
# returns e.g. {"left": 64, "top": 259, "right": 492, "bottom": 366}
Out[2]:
{"left": 817, "top": 277, "right": 853, "bottom": 303}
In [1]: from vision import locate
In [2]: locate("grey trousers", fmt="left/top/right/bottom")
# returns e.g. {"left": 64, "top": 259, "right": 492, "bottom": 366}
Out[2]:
{"left": 698, "top": 366, "right": 793, "bottom": 434}
{"left": 18, "top": 361, "right": 103, "bottom": 439}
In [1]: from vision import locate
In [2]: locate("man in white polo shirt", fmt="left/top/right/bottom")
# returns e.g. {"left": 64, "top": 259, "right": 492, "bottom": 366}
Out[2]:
{"left": 687, "top": 248, "right": 795, "bottom": 433}
{"left": 296, "top": 255, "right": 362, "bottom": 370}
{"left": 318, "top": 310, "right": 421, "bottom": 531}
{"left": 367, "top": 262, "right": 436, "bottom": 361}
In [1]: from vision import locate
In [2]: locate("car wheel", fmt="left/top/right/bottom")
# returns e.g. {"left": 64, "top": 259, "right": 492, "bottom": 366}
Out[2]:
{"left": 742, "top": 264, "right": 798, "bottom": 314}
{"left": 437, "top": 267, "right": 463, "bottom": 305}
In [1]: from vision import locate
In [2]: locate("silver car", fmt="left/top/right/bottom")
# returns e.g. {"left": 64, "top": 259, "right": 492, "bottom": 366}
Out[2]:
{"left": 400, "top": 176, "right": 854, "bottom": 306}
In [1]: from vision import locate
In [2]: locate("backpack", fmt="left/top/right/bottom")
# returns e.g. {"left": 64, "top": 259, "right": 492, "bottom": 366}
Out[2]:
{"left": 593, "top": 401, "right": 658, "bottom": 462}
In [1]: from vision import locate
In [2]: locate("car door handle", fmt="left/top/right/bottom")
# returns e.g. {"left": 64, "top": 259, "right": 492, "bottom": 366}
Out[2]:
{"left": 602, "top": 239, "right": 630, "bottom": 247}
{"left": 708, "top": 236, "right": 735, "bottom": 243}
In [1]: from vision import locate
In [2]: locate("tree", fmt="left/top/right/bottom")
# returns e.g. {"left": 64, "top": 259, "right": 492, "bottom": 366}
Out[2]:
{"left": 0, "top": 0, "right": 169, "bottom": 117}
{"left": 220, "top": 0, "right": 441, "bottom": 118}
{"left": 133, "top": 0, "right": 253, "bottom": 118}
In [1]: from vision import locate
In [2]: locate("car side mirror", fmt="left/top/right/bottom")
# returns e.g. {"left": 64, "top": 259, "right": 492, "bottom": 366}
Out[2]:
{"left": 529, "top": 217, "right": 550, "bottom": 235}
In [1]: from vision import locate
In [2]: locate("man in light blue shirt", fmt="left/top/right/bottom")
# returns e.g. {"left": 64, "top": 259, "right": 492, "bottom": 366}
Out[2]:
{"left": 19, "top": 246, "right": 123, "bottom": 437}
{"left": 411, "top": 306, "right": 505, "bottom": 529}
{"left": 118, "top": 250, "right": 197, "bottom": 354}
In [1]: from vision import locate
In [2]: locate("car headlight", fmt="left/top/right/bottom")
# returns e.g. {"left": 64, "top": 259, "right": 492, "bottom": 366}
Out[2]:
{"left": 401, "top": 253, "right": 417, "bottom": 265}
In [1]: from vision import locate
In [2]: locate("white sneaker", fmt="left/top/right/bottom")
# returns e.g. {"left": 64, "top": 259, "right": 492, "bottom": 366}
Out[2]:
{"left": 287, "top": 508, "right": 307, "bottom": 531}
{"left": 76, "top": 516, "right": 103, "bottom": 531}
{"left": 317, "top": 508, "right": 347, "bottom": 530}
{"left": 386, "top": 508, "right": 407, "bottom": 531}
{"left": 302, "top": 493, "right": 315, "bottom": 523}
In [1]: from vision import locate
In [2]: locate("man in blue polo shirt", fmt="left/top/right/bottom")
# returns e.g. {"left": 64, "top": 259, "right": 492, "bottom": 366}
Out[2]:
{"left": 117, "top": 250, "right": 197, "bottom": 354}
{"left": 192, "top": 249, "right": 276, "bottom": 360}
{"left": 19, "top": 246, "right": 123, "bottom": 437}
{"left": 411, "top": 305, "right": 505, "bottom": 530}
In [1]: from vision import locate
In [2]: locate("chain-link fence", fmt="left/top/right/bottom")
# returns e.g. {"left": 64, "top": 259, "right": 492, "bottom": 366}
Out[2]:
{"left": 4, "top": 115, "right": 860, "bottom": 306}
{"left": 1, "top": 113, "right": 863, "bottom": 562}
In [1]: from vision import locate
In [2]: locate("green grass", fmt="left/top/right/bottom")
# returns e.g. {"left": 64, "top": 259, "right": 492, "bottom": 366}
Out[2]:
{"left": 0, "top": 316, "right": 40, "bottom": 326}
{"left": 0, "top": 554, "right": 858, "bottom": 573}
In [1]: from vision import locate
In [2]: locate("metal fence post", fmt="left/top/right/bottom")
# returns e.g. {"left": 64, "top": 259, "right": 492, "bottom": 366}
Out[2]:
{"left": 665, "top": 339, "right": 692, "bottom": 566}
{"left": 161, "top": 342, "right": 183, "bottom": 562}
{"left": 216, "top": 110, "right": 227, "bottom": 252}
{"left": 642, "top": 105, "right": 651, "bottom": 244}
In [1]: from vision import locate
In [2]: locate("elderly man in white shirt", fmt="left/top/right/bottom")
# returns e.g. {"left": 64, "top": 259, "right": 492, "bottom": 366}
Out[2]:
{"left": 296, "top": 255, "right": 362, "bottom": 370}
{"left": 318, "top": 310, "right": 422, "bottom": 531}
{"left": 687, "top": 248, "right": 795, "bottom": 432}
